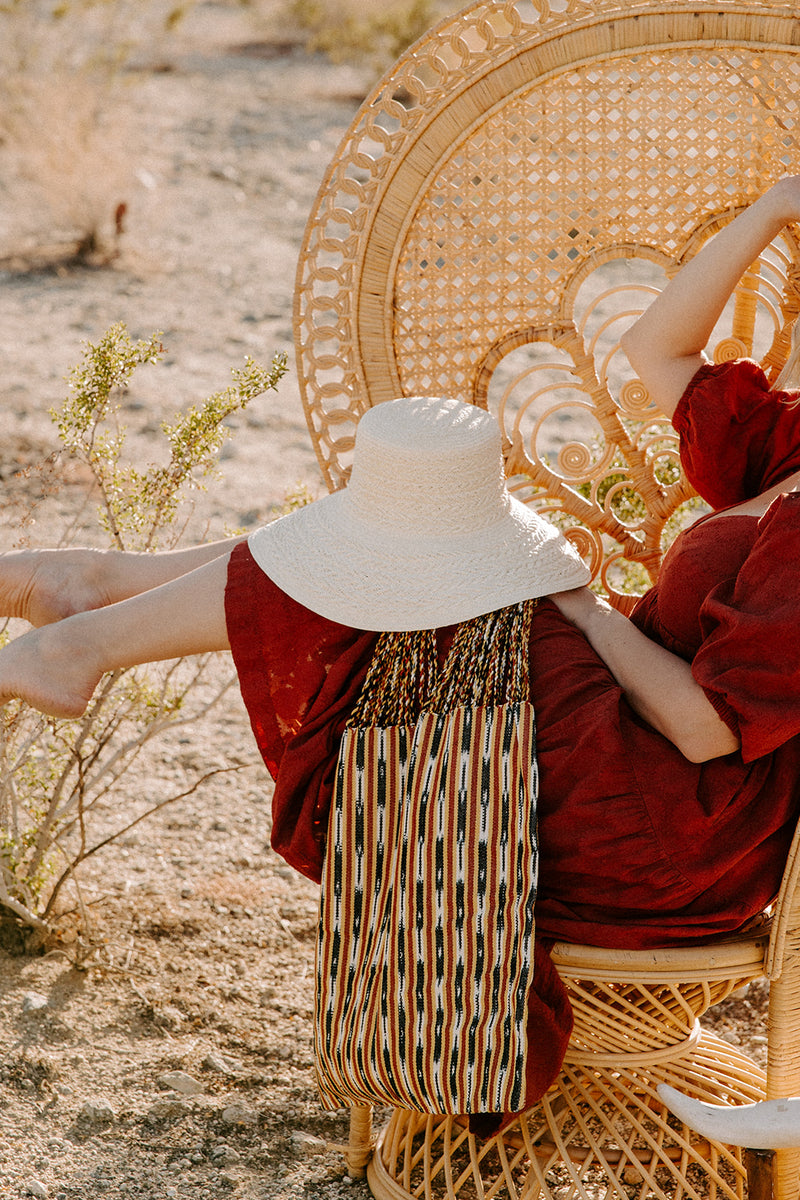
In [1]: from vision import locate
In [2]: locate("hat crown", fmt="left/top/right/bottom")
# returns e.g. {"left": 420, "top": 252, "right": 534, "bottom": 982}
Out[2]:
{"left": 347, "top": 397, "right": 508, "bottom": 536}
{"left": 247, "top": 394, "right": 590, "bottom": 631}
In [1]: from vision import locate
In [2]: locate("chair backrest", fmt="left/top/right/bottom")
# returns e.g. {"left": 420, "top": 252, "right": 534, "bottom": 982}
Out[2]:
{"left": 294, "top": 0, "right": 800, "bottom": 612}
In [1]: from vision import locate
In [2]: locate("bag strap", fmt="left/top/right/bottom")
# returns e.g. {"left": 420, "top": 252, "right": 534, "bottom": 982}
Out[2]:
{"left": 347, "top": 599, "right": 536, "bottom": 729}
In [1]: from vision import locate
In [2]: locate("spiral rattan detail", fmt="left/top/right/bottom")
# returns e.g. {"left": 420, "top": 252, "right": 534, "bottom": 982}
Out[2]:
{"left": 294, "top": 0, "right": 800, "bottom": 609}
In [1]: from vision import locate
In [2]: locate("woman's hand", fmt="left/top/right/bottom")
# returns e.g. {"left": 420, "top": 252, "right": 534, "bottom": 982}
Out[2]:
{"left": 549, "top": 587, "right": 740, "bottom": 762}
{"left": 621, "top": 177, "right": 800, "bottom": 419}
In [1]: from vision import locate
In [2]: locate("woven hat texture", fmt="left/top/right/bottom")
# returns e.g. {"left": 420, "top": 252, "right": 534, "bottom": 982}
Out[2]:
{"left": 248, "top": 396, "right": 589, "bottom": 631}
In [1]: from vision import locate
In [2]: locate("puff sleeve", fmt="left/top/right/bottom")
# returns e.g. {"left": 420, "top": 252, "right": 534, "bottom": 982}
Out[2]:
{"left": 691, "top": 493, "right": 800, "bottom": 762}
{"left": 673, "top": 360, "right": 800, "bottom": 509}
{"left": 225, "top": 540, "right": 377, "bottom": 881}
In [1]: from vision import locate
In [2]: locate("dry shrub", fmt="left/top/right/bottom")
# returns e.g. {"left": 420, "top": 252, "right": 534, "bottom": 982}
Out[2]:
{"left": 0, "top": 72, "right": 134, "bottom": 264}
{"left": 280, "top": 0, "right": 465, "bottom": 72}
{"left": 0, "top": 0, "right": 193, "bottom": 265}
{"left": 0, "top": 325, "right": 288, "bottom": 949}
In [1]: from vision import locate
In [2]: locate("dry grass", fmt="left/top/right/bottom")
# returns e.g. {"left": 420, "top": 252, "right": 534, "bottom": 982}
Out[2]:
{"left": 271, "top": 0, "right": 466, "bottom": 71}
{"left": 0, "top": 0, "right": 194, "bottom": 264}
{"left": 0, "top": 72, "right": 135, "bottom": 264}
{"left": 0, "top": 0, "right": 468, "bottom": 263}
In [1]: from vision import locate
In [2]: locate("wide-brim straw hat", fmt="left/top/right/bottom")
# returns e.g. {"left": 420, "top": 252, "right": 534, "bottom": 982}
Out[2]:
{"left": 248, "top": 396, "right": 590, "bottom": 631}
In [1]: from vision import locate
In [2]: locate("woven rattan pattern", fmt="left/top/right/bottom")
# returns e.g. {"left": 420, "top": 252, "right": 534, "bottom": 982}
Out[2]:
{"left": 370, "top": 1036, "right": 765, "bottom": 1200}
{"left": 294, "top": 0, "right": 800, "bottom": 612}
{"left": 365, "top": 935, "right": 771, "bottom": 1200}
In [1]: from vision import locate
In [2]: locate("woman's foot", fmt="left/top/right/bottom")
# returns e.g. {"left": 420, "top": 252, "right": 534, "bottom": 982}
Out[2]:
{"left": 0, "top": 616, "right": 103, "bottom": 718}
{"left": 0, "top": 548, "right": 113, "bottom": 627}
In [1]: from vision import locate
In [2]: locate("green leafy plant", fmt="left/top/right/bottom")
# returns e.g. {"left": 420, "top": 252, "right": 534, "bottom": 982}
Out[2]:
{"left": 54, "top": 323, "right": 286, "bottom": 548}
{"left": 0, "top": 324, "right": 288, "bottom": 948}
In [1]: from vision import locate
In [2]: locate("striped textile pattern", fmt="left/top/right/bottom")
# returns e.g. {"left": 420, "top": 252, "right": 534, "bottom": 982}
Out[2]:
{"left": 314, "top": 602, "right": 539, "bottom": 1115}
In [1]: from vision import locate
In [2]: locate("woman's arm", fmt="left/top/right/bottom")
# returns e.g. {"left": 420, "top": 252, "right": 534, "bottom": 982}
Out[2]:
{"left": 621, "top": 177, "right": 800, "bottom": 420}
{"left": 549, "top": 588, "right": 739, "bottom": 763}
{"left": 0, "top": 553, "right": 232, "bottom": 719}
{"left": 0, "top": 536, "right": 246, "bottom": 627}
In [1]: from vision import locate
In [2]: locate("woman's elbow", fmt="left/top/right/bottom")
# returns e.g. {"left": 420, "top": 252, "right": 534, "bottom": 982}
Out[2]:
{"left": 619, "top": 323, "right": 639, "bottom": 364}
{"left": 676, "top": 723, "right": 741, "bottom": 764}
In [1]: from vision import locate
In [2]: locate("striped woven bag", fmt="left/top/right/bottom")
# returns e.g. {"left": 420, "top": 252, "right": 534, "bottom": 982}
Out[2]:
{"left": 314, "top": 600, "right": 538, "bottom": 1115}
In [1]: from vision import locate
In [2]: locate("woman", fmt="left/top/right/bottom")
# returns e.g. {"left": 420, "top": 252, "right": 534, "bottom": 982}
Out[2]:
{"left": 2, "top": 177, "right": 800, "bottom": 953}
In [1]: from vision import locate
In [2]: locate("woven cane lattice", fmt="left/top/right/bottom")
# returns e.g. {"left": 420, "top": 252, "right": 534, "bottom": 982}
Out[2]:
{"left": 365, "top": 936, "right": 772, "bottom": 1200}
{"left": 294, "top": 0, "right": 800, "bottom": 611}
{"left": 370, "top": 1040, "right": 765, "bottom": 1200}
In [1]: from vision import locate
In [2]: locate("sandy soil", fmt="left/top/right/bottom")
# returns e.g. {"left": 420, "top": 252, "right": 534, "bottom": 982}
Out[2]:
{"left": 0, "top": 5, "right": 771, "bottom": 1199}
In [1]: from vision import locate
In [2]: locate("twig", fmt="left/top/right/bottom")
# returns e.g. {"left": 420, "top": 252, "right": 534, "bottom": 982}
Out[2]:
{"left": 40, "top": 763, "right": 249, "bottom": 920}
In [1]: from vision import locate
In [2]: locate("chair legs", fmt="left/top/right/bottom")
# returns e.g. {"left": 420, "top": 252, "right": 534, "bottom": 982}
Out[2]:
{"left": 367, "top": 1030, "right": 766, "bottom": 1200}
{"left": 346, "top": 1105, "right": 375, "bottom": 1179}
{"left": 773, "top": 1149, "right": 800, "bottom": 1200}
{"left": 744, "top": 1149, "right": 775, "bottom": 1200}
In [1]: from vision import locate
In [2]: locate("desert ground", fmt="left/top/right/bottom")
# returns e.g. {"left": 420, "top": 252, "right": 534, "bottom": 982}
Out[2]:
{"left": 0, "top": 4, "right": 770, "bottom": 1199}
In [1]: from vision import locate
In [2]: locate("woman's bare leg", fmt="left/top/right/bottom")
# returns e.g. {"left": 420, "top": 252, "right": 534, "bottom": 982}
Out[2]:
{"left": 0, "top": 537, "right": 245, "bottom": 627}
{"left": 0, "top": 553, "right": 232, "bottom": 718}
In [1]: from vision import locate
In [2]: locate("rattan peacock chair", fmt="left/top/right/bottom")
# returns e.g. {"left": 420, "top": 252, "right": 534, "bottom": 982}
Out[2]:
{"left": 292, "top": 3, "right": 800, "bottom": 1198}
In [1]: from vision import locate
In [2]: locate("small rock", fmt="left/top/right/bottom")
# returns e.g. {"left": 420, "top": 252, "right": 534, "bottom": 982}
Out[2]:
{"left": 77, "top": 1099, "right": 115, "bottom": 1127}
{"left": 26, "top": 1183, "right": 48, "bottom": 1199}
{"left": 202, "top": 1052, "right": 233, "bottom": 1074}
{"left": 145, "top": 1098, "right": 191, "bottom": 1124}
{"left": 154, "top": 1005, "right": 185, "bottom": 1030}
{"left": 220, "top": 1099, "right": 257, "bottom": 1126}
{"left": 157, "top": 1070, "right": 205, "bottom": 1096}
{"left": 210, "top": 1145, "right": 241, "bottom": 1164}
{"left": 22, "top": 992, "right": 49, "bottom": 1013}
{"left": 291, "top": 1131, "right": 327, "bottom": 1158}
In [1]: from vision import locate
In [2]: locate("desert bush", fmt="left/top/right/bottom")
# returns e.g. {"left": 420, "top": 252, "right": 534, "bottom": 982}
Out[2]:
{"left": 0, "top": 1, "right": 194, "bottom": 264}
{"left": 279, "top": 0, "right": 465, "bottom": 71}
{"left": 0, "top": 324, "right": 288, "bottom": 946}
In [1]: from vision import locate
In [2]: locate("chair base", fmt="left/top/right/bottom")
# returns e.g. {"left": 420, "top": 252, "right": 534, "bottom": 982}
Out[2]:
{"left": 367, "top": 1030, "right": 765, "bottom": 1200}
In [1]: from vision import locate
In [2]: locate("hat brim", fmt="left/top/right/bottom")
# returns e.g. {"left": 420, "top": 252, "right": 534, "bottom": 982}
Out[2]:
{"left": 248, "top": 490, "right": 590, "bottom": 631}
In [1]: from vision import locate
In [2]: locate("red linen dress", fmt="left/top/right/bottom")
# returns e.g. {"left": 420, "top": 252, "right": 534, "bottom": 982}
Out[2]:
{"left": 224, "top": 359, "right": 800, "bottom": 1102}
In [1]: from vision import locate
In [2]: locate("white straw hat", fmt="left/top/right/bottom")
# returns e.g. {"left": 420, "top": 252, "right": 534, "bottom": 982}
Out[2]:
{"left": 248, "top": 396, "right": 590, "bottom": 631}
